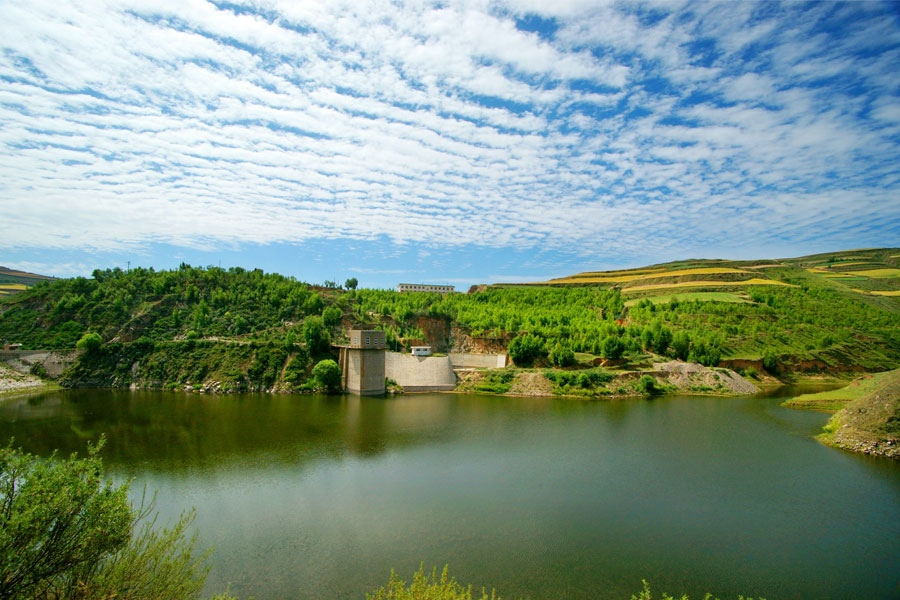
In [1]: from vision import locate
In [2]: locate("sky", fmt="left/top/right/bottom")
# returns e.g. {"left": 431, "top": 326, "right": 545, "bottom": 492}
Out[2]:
{"left": 1, "top": 0, "right": 899, "bottom": 290}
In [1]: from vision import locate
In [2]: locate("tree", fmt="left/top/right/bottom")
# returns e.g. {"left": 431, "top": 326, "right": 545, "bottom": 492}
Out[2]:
{"left": 322, "top": 305, "right": 342, "bottom": 327}
{"left": 0, "top": 440, "right": 216, "bottom": 600}
{"left": 302, "top": 316, "right": 331, "bottom": 356}
{"left": 672, "top": 331, "right": 691, "bottom": 361}
{"left": 507, "top": 333, "right": 546, "bottom": 367}
{"left": 549, "top": 342, "right": 576, "bottom": 367}
{"left": 600, "top": 335, "right": 624, "bottom": 360}
{"left": 345, "top": 277, "right": 358, "bottom": 291}
{"left": 311, "top": 359, "right": 342, "bottom": 393}
{"left": 76, "top": 331, "right": 103, "bottom": 353}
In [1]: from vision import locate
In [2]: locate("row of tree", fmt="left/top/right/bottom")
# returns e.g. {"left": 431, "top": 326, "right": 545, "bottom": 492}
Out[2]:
{"left": 1, "top": 263, "right": 898, "bottom": 390}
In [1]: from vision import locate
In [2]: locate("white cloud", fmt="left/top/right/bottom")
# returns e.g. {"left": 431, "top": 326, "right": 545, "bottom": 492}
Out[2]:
{"left": 0, "top": 0, "right": 897, "bottom": 269}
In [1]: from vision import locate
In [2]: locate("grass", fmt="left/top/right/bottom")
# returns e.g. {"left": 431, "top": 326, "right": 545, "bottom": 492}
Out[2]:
{"left": 782, "top": 370, "right": 897, "bottom": 411}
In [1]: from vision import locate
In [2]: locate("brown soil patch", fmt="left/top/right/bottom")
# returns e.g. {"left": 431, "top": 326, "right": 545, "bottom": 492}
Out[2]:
{"left": 508, "top": 372, "right": 553, "bottom": 396}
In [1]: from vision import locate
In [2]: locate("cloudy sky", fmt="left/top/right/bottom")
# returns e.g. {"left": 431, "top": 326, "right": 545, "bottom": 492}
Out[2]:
{"left": 1, "top": 0, "right": 898, "bottom": 289}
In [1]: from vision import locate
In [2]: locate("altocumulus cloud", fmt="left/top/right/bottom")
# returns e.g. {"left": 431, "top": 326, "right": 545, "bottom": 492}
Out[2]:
{"left": 1, "top": 0, "right": 898, "bottom": 277}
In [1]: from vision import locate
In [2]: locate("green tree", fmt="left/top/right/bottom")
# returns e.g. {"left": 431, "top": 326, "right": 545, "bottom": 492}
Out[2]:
{"left": 601, "top": 335, "right": 624, "bottom": 360}
{"left": 322, "top": 305, "right": 343, "bottom": 327}
{"left": 549, "top": 342, "right": 576, "bottom": 367}
{"left": 76, "top": 332, "right": 103, "bottom": 353}
{"left": 302, "top": 316, "right": 331, "bottom": 356}
{"left": 0, "top": 440, "right": 217, "bottom": 600}
{"left": 311, "top": 359, "right": 342, "bottom": 393}
{"left": 672, "top": 331, "right": 691, "bottom": 361}
{"left": 345, "top": 277, "right": 358, "bottom": 290}
{"left": 507, "top": 333, "right": 546, "bottom": 367}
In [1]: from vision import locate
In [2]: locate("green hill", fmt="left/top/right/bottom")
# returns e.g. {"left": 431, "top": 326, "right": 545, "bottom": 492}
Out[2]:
{"left": 0, "top": 250, "right": 898, "bottom": 393}
{"left": 0, "top": 266, "right": 55, "bottom": 297}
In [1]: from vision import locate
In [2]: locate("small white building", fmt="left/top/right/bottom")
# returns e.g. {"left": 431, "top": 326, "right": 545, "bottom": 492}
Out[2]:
{"left": 396, "top": 283, "right": 455, "bottom": 294}
{"left": 410, "top": 346, "right": 432, "bottom": 357}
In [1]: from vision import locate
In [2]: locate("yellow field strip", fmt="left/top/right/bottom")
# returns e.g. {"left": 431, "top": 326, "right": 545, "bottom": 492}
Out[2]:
{"left": 623, "top": 278, "right": 791, "bottom": 293}
{"left": 550, "top": 267, "right": 750, "bottom": 285}
{"left": 870, "top": 290, "right": 900, "bottom": 297}
{"left": 852, "top": 268, "right": 900, "bottom": 278}
{"left": 0, "top": 283, "right": 27, "bottom": 291}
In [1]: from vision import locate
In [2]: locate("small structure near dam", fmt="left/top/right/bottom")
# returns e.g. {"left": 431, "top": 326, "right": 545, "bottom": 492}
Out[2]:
{"left": 337, "top": 330, "right": 387, "bottom": 396}
{"left": 337, "top": 330, "right": 506, "bottom": 395}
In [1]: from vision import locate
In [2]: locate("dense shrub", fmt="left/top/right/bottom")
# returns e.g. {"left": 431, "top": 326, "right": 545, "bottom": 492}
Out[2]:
{"left": 367, "top": 565, "right": 498, "bottom": 600}
{"left": 508, "top": 333, "right": 546, "bottom": 367}
{"left": 0, "top": 440, "right": 225, "bottom": 600}
{"left": 311, "top": 359, "right": 342, "bottom": 393}
{"left": 474, "top": 368, "right": 516, "bottom": 394}
{"left": 549, "top": 342, "right": 576, "bottom": 367}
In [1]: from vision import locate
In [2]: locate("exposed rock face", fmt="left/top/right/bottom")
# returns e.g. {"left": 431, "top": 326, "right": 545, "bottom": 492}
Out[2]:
{"left": 450, "top": 326, "right": 511, "bottom": 354}
{"left": 415, "top": 316, "right": 452, "bottom": 351}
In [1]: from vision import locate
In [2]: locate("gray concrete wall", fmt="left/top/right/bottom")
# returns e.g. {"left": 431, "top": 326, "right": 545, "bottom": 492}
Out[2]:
{"left": 0, "top": 350, "right": 77, "bottom": 378}
{"left": 385, "top": 352, "right": 457, "bottom": 392}
{"left": 448, "top": 353, "right": 507, "bottom": 369}
{"left": 342, "top": 348, "right": 386, "bottom": 395}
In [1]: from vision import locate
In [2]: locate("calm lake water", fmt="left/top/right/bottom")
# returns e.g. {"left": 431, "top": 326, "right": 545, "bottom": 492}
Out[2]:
{"left": 2, "top": 388, "right": 899, "bottom": 600}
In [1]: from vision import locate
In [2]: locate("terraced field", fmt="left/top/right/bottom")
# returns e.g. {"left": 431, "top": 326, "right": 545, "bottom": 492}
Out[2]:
{"left": 534, "top": 248, "right": 900, "bottom": 303}
{"left": 0, "top": 283, "right": 27, "bottom": 297}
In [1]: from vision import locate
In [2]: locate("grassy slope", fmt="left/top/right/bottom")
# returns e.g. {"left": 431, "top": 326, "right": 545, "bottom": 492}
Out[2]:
{"left": 782, "top": 370, "right": 898, "bottom": 411}
{"left": 539, "top": 248, "right": 900, "bottom": 298}
{"left": 816, "top": 369, "right": 900, "bottom": 459}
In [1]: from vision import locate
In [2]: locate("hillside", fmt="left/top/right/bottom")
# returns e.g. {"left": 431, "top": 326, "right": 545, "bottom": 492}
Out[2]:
{"left": 0, "top": 266, "right": 55, "bottom": 297}
{"left": 0, "top": 250, "right": 898, "bottom": 393}
{"left": 539, "top": 247, "right": 900, "bottom": 300}
{"left": 816, "top": 369, "right": 900, "bottom": 459}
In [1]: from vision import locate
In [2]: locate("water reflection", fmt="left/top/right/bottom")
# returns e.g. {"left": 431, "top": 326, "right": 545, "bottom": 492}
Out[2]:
{"left": 2, "top": 389, "right": 898, "bottom": 600}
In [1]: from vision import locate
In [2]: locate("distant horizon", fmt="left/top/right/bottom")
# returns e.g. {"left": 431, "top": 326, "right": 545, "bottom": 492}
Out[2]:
{"left": 4, "top": 245, "right": 896, "bottom": 291}
{"left": 2, "top": 1, "right": 898, "bottom": 290}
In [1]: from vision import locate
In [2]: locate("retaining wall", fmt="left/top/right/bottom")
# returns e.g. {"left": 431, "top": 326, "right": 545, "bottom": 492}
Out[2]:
{"left": 385, "top": 352, "right": 457, "bottom": 392}
{"left": 448, "top": 353, "right": 507, "bottom": 369}
{"left": 0, "top": 350, "right": 77, "bottom": 378}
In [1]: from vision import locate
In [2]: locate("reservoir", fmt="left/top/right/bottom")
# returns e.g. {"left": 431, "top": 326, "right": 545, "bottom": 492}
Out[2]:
{"left": 2, "top": 389, "right": 899, "bottom": 599}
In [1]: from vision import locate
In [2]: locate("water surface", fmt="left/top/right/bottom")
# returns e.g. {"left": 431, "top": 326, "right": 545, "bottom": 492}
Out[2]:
{"left": 2, "top": 389, "right": 899, "bottom": 600}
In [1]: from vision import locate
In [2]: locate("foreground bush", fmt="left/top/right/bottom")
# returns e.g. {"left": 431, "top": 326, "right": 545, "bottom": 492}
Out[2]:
{"left": 0, "top": 439, "right": 232, "bottom": 600}
{"left": 367, "top": 565, "right": 499, "bottom": 600}
{"left": 367, "top": 568, "right": 764, "bottom": 600}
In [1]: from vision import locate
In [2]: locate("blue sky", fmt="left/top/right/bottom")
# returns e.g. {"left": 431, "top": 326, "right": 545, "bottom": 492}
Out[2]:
{"left": 1, "top": 0, "right": 898, "bottom": 290}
